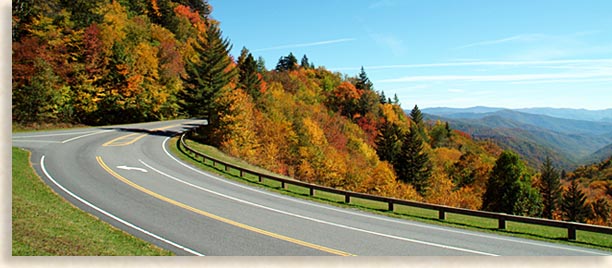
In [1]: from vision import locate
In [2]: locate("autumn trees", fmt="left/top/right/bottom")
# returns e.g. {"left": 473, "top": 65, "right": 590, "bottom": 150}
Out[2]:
{"left": 12, "top": 1, "right": 225, "bottom": 126}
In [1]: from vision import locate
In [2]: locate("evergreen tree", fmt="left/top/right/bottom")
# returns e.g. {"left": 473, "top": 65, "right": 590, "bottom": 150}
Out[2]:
{"left": 355, "top": 66, "right": 373, "bottom": 91}
{"left": 236, "top": 47, "right": 262, "bottom": 99}
{"left": 375, "top": 120, "right": 402, "bottom": 166}
{"left": 393, "top": 93, "right": 400, "bottom": 105}
{"left": 539, "top": 157, "right": 562, "bottom": 219}
{"left": 300, "top": 54, "right": 310, "bottom": 69}
{"left": 410, "top": 104, "right": 423, "bottom": 126}
{"left": 180, "top": 23, "right": 237, "bottom": 121}
{"left": 379, "top": 90, "right": 387, "bottom": 104}
{"left": 482, "top": 151, "right": 532, "bottom": 215}
{"left": 395, "top": 125, "right": 431, "bottom": 195}
{"left": 275, "top": 52, "right": 298, "bottom": 71}
{"left": 256, "top": 56, "right": 267, "bottom": 73}
{"left": 561, "top": 179, "right": 591, "bottom": 223}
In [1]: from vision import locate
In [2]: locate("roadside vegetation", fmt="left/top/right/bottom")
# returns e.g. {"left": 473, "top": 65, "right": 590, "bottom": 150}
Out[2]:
{"left": 12, "top": 147, "right": 173, "bottom": 256}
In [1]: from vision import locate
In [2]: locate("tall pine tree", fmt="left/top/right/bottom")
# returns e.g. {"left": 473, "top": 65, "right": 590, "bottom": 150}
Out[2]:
{"left": 355, "top": 66, "right": 373, "bottom": 91}
{"left": 561, "top": 179, "right": 591, "bottom": 223}
{"left": 236, "top": 47, "right": 262, "bottom": 100}
{"left": 395, "top": 125, "right": 431, "bottom": 195}
{"left": 275, "top": 52, "right": 298, "bottom": 71}
{"left": 538, "top": 157, "right": 561, "bottom": 219}
{"left": 409, "top": 104, "right": 423, "bottom": 126}
{"left": 180, "top": 22, "right": 237, "bottom": 122}
{"left": 375, "top": 120, "right": 403, "bottom": 166}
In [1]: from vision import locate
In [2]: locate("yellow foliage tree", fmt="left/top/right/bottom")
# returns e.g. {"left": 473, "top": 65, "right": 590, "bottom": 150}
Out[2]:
{"left": 214, "top": 89, "right": 260, "bottom": 163}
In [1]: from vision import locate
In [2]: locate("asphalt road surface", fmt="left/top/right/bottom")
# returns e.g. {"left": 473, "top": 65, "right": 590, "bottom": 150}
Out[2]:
{"left": 11, "top": 119, "right": 611, "bottom": 256}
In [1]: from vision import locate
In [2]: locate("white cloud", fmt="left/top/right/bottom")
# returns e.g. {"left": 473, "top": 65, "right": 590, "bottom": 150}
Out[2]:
{"left": 379, "top": 71, "right": 611, "bottom": 83}
{"left": 252, "top": 38, "right": 356, "bottom": 52}
{"left": 454, "top": 33, "right": 547, "bottom": 50}
{"left": 330, "top": 58, "right": 612, "bottom": 72}
{"left": 448, "top": 89, "right": 465, "bottom": 93}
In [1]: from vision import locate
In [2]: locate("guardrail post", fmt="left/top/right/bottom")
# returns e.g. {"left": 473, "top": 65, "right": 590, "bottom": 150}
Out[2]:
{"left": 224, "top": 165, "right": 229, "bottom": 172}
{"left": 310, "top": 188, "right": 315, "bottom": 196}
{"left": 388, "top": 202, "right": 394, "bottom": 212}
{"left": 281, "top": 181, "right": 287, "bottom": 189}
{"left": 258, "top": 175, "right": 262, "bottom": 183}
{"left": 568, "top": 226, "right": 576, "bottom": 241}
{"left": 239, "top": 170, "right": 243, "bottom": 177}
{"left": 438, "top": 209, "right": 446, "bottom": 220}
{"left": 345, "top": 194, "right": 351, "bottom": 204}
{"left": 498, "top": 215, "right": 506, "bottom": 230}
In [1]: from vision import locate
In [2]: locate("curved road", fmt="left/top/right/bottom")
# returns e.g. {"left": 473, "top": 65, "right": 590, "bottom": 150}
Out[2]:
{"left": 12, "top": 119, "right": 610, "bottom": 256}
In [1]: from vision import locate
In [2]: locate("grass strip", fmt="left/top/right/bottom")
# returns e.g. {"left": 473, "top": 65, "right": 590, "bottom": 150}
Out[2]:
{"left": 11, "top": 147, "right": 173, "bottom": 256}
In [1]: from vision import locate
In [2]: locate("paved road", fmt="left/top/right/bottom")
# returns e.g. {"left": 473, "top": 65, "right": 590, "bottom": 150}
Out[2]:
{"left": 11, "top": 119, "right": 611, "bottom": 256}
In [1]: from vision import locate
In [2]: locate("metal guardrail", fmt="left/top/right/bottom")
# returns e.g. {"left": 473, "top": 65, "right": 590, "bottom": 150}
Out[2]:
{"left": 177, "top": 130, "right": 612, "bottom": 241}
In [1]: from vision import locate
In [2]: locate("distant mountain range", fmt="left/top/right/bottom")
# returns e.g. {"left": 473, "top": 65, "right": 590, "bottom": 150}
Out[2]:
{"left": 420, "top": 107, "right": 612, "bottom": 170}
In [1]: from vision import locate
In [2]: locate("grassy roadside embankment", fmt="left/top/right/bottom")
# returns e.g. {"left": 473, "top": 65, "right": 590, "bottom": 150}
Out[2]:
{"left": 172, "top": 137, "right": 612, "bottom": 252}
{"left": 11, "top": 147, "right": 173, "bottom": 256}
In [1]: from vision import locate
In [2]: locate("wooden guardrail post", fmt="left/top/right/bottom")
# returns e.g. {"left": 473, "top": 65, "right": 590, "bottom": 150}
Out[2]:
{"left": 345, "top": 194, "right": 351, "bottom": 204}
{"left": 498, "top": 215, "right": 506, "bottom": 230}
{"left": 310, "top": 188, "right": 315, "bottom": 196}
{"left": 388, "top": 202, "right": 394, "bottom": 212}
{"left": 568, "top": 226, "right": 576, "bottom": 240}
{"left": 281, "top": 181, "right": 287, "bottom": 189}
{"left": 438, "top": 209, "right": 446, "bottom": 220}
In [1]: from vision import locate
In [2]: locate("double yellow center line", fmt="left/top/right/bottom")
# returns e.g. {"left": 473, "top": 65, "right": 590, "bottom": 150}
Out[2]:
{"left": 96, "top": 155, "right": 352, "bottom": 256}
{"left": 102, "top": 124, "right": 180, "bottom": 147}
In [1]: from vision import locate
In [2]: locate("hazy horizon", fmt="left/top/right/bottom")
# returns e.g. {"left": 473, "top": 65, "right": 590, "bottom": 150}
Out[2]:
{"left": 210, "top": 0, "right": 612, "bottom": 110}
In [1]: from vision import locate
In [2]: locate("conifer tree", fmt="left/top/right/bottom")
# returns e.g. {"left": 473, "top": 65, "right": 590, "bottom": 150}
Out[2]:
{"left": 379, "top": 90, "right": 387, "bottom": 104}
{"left": 275, "top": 52, "right": 298, "bottom": 71}
{"left": 375, "top": 120, "right": 402, "bottom": 166}
{"left": 395, "top": 125, "right": 431, "bottom": 195}
{"left": 539, "top": 157, "right": 561, "bottom": 219}
{"left": 410, "top": 104, "right": 423, "bottom": 126}
{"left": 300, "top": 54, "right": 310, "bottom": 69}
{"left": 256, "top": 56, "right": 267, "bottom": 73}
{"left": 181, "top": 22, "right": 237, "bottom": 121}
{"left": 355, "top": 66, "right": 373, "bottom": 91}
{"left": 237, "top": 47, "right": 262, "bottom": 99}
{"left": 561, "top": 179, "right": 591, "bottom": 223}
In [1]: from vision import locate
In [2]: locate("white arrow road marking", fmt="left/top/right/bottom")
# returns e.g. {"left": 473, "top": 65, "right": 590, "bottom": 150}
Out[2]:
{"left": 117, "top": 166, "right": 148, "bottom": 173}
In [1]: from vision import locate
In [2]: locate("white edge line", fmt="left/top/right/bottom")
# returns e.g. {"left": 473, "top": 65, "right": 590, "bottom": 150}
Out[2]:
{"left": 62, "top": 130, "right": 114, "bottom": 143}
{"left": 162, "top": 137, "right": 611, "bottom": 256}
{"left": 11, "top": 140, "right": 62, "bottom": 143}
{"left": 147, "top": 150, "right": 497, "bottom": 256}
{"left": 13, "top": 130, "right": 101, "bottom": 139}
{"left": 39, "top": 155, "right": 204, "bottom": 256}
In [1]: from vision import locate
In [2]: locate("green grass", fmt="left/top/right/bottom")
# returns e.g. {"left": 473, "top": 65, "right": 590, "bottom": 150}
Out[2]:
{"left": 11, "top": 147, "right": 174, "bottom": 256}
{"left": 174, "top": 137, "right": 612, "bottom": 252}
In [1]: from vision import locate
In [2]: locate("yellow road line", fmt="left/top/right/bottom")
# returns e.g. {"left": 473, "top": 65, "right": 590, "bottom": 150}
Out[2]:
{"left": 95, "top": 156, "right": 353, "bottom": 256}
{"left": 102, "top": 124, "right": 181, "bottom": 147}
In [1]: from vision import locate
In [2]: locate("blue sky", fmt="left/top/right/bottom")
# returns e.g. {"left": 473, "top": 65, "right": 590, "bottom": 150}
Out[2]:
{"left": 208, "top": 0, "right": 612, "bottom": 110}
